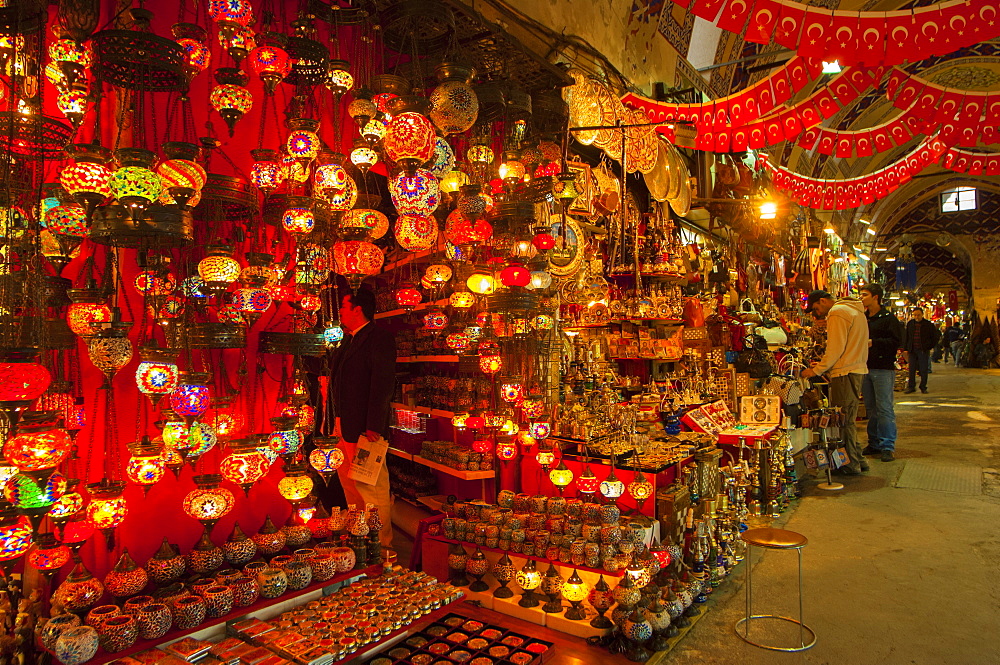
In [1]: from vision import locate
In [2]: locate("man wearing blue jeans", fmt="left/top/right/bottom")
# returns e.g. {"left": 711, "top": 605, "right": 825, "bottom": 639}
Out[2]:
{"left": 859, "top": 285, "right": 902, "bottom": 463}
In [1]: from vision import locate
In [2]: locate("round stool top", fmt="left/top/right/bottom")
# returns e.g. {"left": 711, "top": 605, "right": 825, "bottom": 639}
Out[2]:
{"left": 741, "top": 527, "right": 807, "bottom": 549}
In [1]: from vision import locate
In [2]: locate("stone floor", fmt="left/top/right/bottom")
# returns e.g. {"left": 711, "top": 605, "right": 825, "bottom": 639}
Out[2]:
{"left": 667, "top": 363, "right": 1000, "bottom": 665}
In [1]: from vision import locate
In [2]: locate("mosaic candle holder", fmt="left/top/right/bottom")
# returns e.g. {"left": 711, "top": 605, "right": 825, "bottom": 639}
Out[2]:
{"left": 40, "top": 614, "right": 81, "bottom": 650}
{"left": 136, "top": 603, "right": 172, "bottom": 640}
{"left": 228, "top": 575, "right": 259, "bottom": 607}
{"left": 201, "top": 584, "right": 234, "bottom": 618}
{"left": 257, "top": 567, "right": 288, "bottom": 599}
{"left": 54, "top": 626, "right": 99, "bottom": 665}
{"left": 96, "top": 614, "right": 138, "bottom": 653}
{"left": 172, "top": 595, "right": 206, "bottom": 630}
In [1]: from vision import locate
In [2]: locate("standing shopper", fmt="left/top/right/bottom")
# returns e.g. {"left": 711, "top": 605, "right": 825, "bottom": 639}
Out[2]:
{"left": 860, "top": 285, "right": 902, "bottom": 462}
{"left": 904, "top": 307, "right": 939, "bottom": 394}
{"left": 801, "top": 290, "right": 870, "bottom": 475}
{"left": 943, "top": 321, "right": 964, "bottom": 364}
{"left": 332, "top": 288, "right": 397, "bottom": 547}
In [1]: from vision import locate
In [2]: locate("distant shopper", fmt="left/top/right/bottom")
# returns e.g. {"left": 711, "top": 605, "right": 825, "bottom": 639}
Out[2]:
{"left": 859, "top": 285, "right": 902, "bottom": 463}
{"left": 943, "top": 321, "right": 964, "bottom": 364}
{"left": 801, "top": 290, "right": 870, "bottom": 475}
{"left": 904, "top": 307, "right": 939, "bottom": 394}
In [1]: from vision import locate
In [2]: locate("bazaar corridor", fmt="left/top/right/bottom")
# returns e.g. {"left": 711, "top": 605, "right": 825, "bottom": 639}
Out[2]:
{"left": 668, "top": 363, "right": 1000, "bottom": 665}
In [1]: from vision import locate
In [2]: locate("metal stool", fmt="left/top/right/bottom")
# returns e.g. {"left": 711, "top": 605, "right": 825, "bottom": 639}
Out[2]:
{"left": 734, "top": 527, "right": 816, "bottom": 652}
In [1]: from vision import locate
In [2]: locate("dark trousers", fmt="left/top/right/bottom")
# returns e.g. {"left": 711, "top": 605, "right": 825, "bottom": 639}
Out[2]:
{"left": 907, "top": 350, "right": 930, "bottom": 390}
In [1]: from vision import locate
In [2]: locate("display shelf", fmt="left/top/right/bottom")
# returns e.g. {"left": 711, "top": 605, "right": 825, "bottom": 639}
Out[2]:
{"left": 375, "top": 298, "right": 450, "bottom": 320}
{"left": 427, "top": 534, "right": 624, "bottom": 578}
{"left": 416, "top": 494, "right": 448, "bottom": 511}
{"left": 392, "top": 401, "right": 456, "bottom": 417}
{"left": 351, "top": 595, "right": 468, "bottom": 661}
{"left": 394, "top": 355, "right": 461, "bottom": 363}
{"left": 388, "top": 446, "right": 413, "bottom": 460}
{"left": 412, "top": 455, "right": 495, "bottom": 480}
{"left": 64, "top": 565, "right": 382, "bottom": 665}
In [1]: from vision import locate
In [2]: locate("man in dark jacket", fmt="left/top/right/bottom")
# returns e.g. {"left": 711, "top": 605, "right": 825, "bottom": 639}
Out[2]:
{"left": 903, "top": 307, "right": 939, "bottom": 394}
{"left": 332, "top": 288, "right": 396, "bottom": 546}
{"left": 860, "top": 285, "right": 902, "bottom": 462}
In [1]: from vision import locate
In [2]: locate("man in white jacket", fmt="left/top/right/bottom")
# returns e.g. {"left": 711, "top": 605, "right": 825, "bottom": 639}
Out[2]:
{"left": 801, "top": 290, "right": 870, "bottom": 475}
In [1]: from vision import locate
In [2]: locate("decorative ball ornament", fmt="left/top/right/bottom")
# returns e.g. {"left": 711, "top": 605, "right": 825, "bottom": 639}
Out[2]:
{"left": 531, "top": 314, "right": 555, "bottom": 330}
{"left": 384, "top": 112, "right": 436, "bottom": 174}
{"left": 349, "top": 145, "right": 378, "bottom": 172}
{"left": 125, "top": 438, "right": 165, "bottom": 489}
{"left": 479, "top": 353, "right": 502, "bottom": 375}
{"left": 389, "top": 169, "right": 440, "bottom": 215}
{"left": 267, "top": 417, "right": 303, "bottom": 458}
{"left": 500, "top": 264, "right": 531, "bottom": 288}
{"left": 361, "top": 118, "right": 387, "bottom": 145}
{"left": 134, "top": 347, "right": 179, "bottom": 407}
{"left": 628, "top": 470, "right": 654, "bottom": 509}
{"left": 183, "top": 475, "right": 235, "bottom": 530}
{"left": 333, "top": 240, "right": 383, "bottom": 289}
{"left": 528, "top": 271, "right": 553, "bottom": 290}
{"left": 109, "top": 148, "right": 162, "bottom": 216}
{"left": 313, "top": 162, "right": 348, "bottom": 194}
{"left": 429, "top": 63, "right": 479, "bottom": 135}
{"left": 467, "top": 144, "right": 494, "bottom": 165}
{"left": 600, "top": 468, "right": 626, "bottom": 502}
{"left": 394, "top": 213, "right": 438, "bottom": 251}
{"left": 183, "top": 422, "right": 218, "bottom": 462}
{"left": 500, "top": 381, "right": 524, "bottom": 404}
{"left": 347, "top": 97, "right": 377, "bottom": 127}
{"left": 277, "top": 464, "right": 314, "bottom": 504}
{"left": 548, "top": 461, "right": 574, "bottom": 494}
{"left": 466, "top": 271, "right": 496, "bottom": 295}
{"left": 56, "top": 89, "right": 89, "bottom": 128}
{"left": 176, "top": 38, "right": 212, "bottom": 77}
{"left": 3, "top": 417, "right": 72, "bottom": 474}
{"left": 281, "top": 206, "right": 315, "bottom": 235}
{"left": 326, "top": 59, "right": 354, "bottom": 96}
{"left": 449, "top": 291, "right": 476, "bottom": 309}
{"left": 495, "top": 438, "right": 518, "bottom": 462}
{"left": 439, "top": 169, "right": 469, "bottom": 194}
{"left": 308, "top": 438, "right": 344, "bottom": 483}
{"left": 218, "top": 26, "right": 256, "bottom": 63}
{"left": 395, "top": 286, "right": 422, "bottom": 309}
{"left": 423, "top": 311, "right": 448, "bottom": 330}
{"left": 198, "top": 246, "right": 241, "bottom": 288}
{"left": 323, "top": 325, "right": 344, "bottom": 347}
{"left": 529, "top": 421, "right": 551, "bottom": 440}
{"left": 341, "top": 209, "right": 388, "bottom": 240}
{"left": 209, "top": 0, "right": 254, "bottom": 26}
{"left": 169, "top": 374, "right": 210, "bottom": 422}
{"left": 26, "top": 533, "right": 71, "bottom": 574}
{"left": 286, "top": 118, "right": 322, "bottom": 164}
{"left": 424, "top": 263, "right": 453, "bottom": 285}
{"left": 86, "top": 333, "right": 134, "bottom": 382}
{"left": 322, "top": 175, "right": 358, "bottom": 211}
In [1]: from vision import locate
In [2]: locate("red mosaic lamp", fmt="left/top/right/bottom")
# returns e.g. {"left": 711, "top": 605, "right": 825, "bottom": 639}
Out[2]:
{"left": 220, "top": 438, "right": 271, "bottom": 496}
{"left": 248, "top": 34, "right": 291, "bottom": 95}
{"left": 85, "top": 480, "right": 128, "bottom": 550}
{"left": 183, "top": 474, "right": 236, "bottom": 532}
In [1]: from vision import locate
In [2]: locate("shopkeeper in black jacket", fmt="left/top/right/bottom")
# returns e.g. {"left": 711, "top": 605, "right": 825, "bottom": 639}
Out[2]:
{"left": 904, "top": 307, "right": 940, "bottom": 394}
{"left": 860, "top": 285, "right": 902, "bottom": 462}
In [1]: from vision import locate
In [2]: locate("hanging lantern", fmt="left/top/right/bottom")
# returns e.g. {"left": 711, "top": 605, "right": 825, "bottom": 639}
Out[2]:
{"left": 198, "top": 245, "right": 241, "bottom": 290}
{"left": 384, "top": 112, "right": 436, "bottom": 175}
{"left": 600, "top": 468, "right": 625, "bottom": 503}
{"left": 134, "top": 345, "right": 179, "bottom": 407}
{"left": 169, "top": 373, "right": 210, "bottom": 423}
{"left": 184, "top": 422, "right": 218, "bottom": 463}
{"left": 109, "top": 148, "right": 162, "bottom": 219}
{"left": 500, "top": 263, "right": 531, "bottom": 288}
{"left": 445, "top": 209, "right": 492, "bottom": 246}
{"left": 495, "top": 438, "right": 518, "bottom": 462}
{"left": 534, "top": 445, "right": 555, "bottom": 471}
{"left": 0, "top": 352, "right": 52, "bottom": 415}
{"left": 55, "top": 87, "right": 88, "bottom": 128}
{"left": 323, "top": 324, "right": 344, "bottom": 348}
{"left": 499, "top": 151, "right": 526, "bottom": 184}
{"left": 277, "top": 463, "right": 314, "bottom": 505}
{"left": 86, "top": 315, "right": 134, "bottom": 384}
{"left": 429, "top": 62, "right": 479, "bottom": 135}
{"left": 333, "top": 240, "right": 383, "bottom": 290}
{"left": 86, "top": 481, "right": 128, "bottom": 549}
{"left": 248, "top": 34, "right": 291, "bottom": 95}
{"left": 308, "top": 437, "right": 344, "bottom": 485}
{"left": 47, "top": 480, "right": 85, "bottom": 527}
{"left": 313, "top": 160, "right": 348, "bottom": 196}
{"left": 341, "top": 209, "right": 388, "bottom": 240}
{"left": 3, "top": 413, "right": 72, "bottom": 475}
{"left": 0, "top": 505, "right": 31, "bottom": 563}
{"left": 0, "top": 456, "right": 15, "bottom": 495}
{"left": 423, "top": 264, "right": 452, "bottom": 287}
{"left": 210, "top": 68, "right": 253, "bottom": 136}
{"left": 183, "top": 474, "right": 235, "bottom": 531}
{"left": 479, "top": 352, "right": 502, "bottom": 375}
{"left": 267, "top": 416, "right": 303, "bottom": 458}
{"left": 466, "top": 270, "right": 496, "bottom": 295}
{"left": 439, "top": 169, "right": 468, "bottom": 195}
{"left": 576, "top": 464, "right": 600, "bottom": 496}
{"left": 160, "top": 410, "right": 188, "bottom": 453}
{"left": 323, "top": 174, "right": 358, "bottom": 211}
{"left": 208, "top": 0, "right": 253, "bottom": 28}
{"left": 361, "top": 118, "right": 387, "bottom": 146}
{"left": 249, "top": 148, "right": 285, "bottom": 193}
{"left": 48, "top": 38, "right": 92, "bottom": 91}
{"left": 389, "top": 169, "right": 440, "bottom": 216}
{"left": 60, "top": 143, "right": 113, "bottom": 219}
{"left": 326, "top": 59, "right": 354, "bottom": 96}
{"left": 44, "top": 204, "right": 89, "bottom": 239}
{"left": 134, "top": 270, "right": 176, "bottom": 296}
{"left": 500, "top": 381, "right": 524, "bottom": 404}
{"left": 448, "top": 291, "right": 474, "bottom": 310}
{"left": 174, "top": 26, "right": 212, "bottom": 79}
{"left": 445, "top": 331, "right": 470, "bottom": 352}
{"left": 286, "top": 117, "right": 321, "bottom": 166}
{"left": 395, "top": 285, "right": 422, "bottom": 309}
{"left": 125, "top": 436, "right": 165, "bottom": 491}
{"left": 27, "top": 533, "right": 71, "bottom": 577}
{"left": 157, "top": 141, "right": 207, "bottom": 207}
{"left": 423, "top": 311, "right": 448, "bottom": 330}
{"left": 466, "top": 143, "right": 494, "bottom": 165}
{"left": 533, "top": 232, "right": 556, "bottom": 251}
{"left": 394, "top": 213, "right": 438, "bottom": 251}
{"left": 5, "top": 472, "right": 67, "bottom": 526}
{"left": 628, "top": 470, "right": 654, "bottom": 510}
{"left": 220, "top": 439, "right": 271, "bottom": 496}
{"left": 549, "top": 461, "right": 574, "bottom": 494}
{"left": 347, "top": 95, "right": 377, "bottom": 129}
{"left": 349, "top": 144, "right": 378, "bottom": 172}
{"left": 282, "top": 199, "right": 315, "bottom": 235}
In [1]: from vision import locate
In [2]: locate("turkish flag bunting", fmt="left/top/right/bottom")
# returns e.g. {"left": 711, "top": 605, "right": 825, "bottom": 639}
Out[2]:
{"left": 826, "top": 11, "right": 859, "bottom": 62}
{"left": 912, "top": 6, "right": 943, "bottom": 61}
{"left": 894, "top": 77, "right": 925, "bottom": 111}
{"left": 748, "top": 124, "right": 768, "bottom": 149}
{"left": 743, "top": 94, "right": 760, "bottom": 123}
{"left": 888, "top": 119, "right": 912, "bottom": 147}
{"left": 712, "top": 102, "right": 729, "bottom": 129}
{"left": 902, "top": 113, "right": 926, "bottom": 138}
{"left": 884, "top": 11, "right": 915, "bottom": 66}
{"left": 812, "top": 89, "right": 840, "bottom": 118}
{"left": 885, "top": 168, "right": 899, "bottom": 192}
{"left": 795, "top": 99, "right": 822, "bottom": 129}
{"left": 731, "top": 127, "right": 750, "bottom": 152}
{"left": 835, "top": 134, "right": 853, "bottom": 158}
{"left": 986, "top": 155, "right": 1000, "bottom": 176}
{"left": 782, "top": 107, "right": 804, "bottom": 140}
{"left": 859, "top": 179, "right": 874, "bottom": 204}
{"left": 728, "top": 92, "right": 751, "bottom": 127}
{"left": 697, "top": 104, "right": 717, "bottom": 129}
{"left": 910, "top": 83, "right": 944, "bottom": 122}
{"left": 941, "top": 148, "right": 959, "bottom": 170}
{"left": 857, "top": 13, "right": 888, "bottom": 64}
{"left": 967, "top": 155, "right": 985, "bottom": 175}
{"left": 845, "top": 66, "right": 878, "bottom": 95}
{"left": 816, "top": 131, "right": 836, "bottom": 155}
{"left": 871, "top": 125, "right": 894, "bottom": 152}
{"left": 786, "top": 57, "right": 811, "bottom": 92}
{"left": 746, "top": 0, "right": 781, "bottom": 43}
{"left": 971, "top": 1, "right": 1000, "bottom": 42}
{"left": 798, "top": 127, "right": 820, "bottom": 150}
{"left": 696, "top": 131, "right": 715, "bottom": 151}
{"left": 756, "top": 79, "right": 776, "bottom": 117}
{"left": 775, "top": 0, "right": 807, "bottom": 49}
{"left": 830, "top": 73, "right": 861, "bottom": 105}
{"left": 957, "top": 92, "right": 987, "bottom": 126}
{"left": 872, "top": 173, "right": 888, "bottom": 198}
{"left": 798, "top": 7, "right": 834, "bottom": 58}
{"left": 937, "top": 1, "right": 971, "bottom": 56}
{"left": 690, "top": 0, "right": 728, "bottom": 22}
{"left": 856, "top": 131, "right": 874, "bottom": 156}
{"left": 958, "top": 126, "right": 979, "bottom": 148}
{"left": 932, "top": 90, "right": 964, "bottom": 125}
{"left": 717, "top": 0, "right": 755, "bottom": 33}
{"left": 982, "top": 125, "right": 1000, "bottom": 145}
{"left": 714, "top": 130, "right": 732, "bottom": 152}
{"left": 762, "top": 116, "right": 784, "bottom": 146}
{"left": 986, "top": 94, "right": 1000, "bottom": 123}
{"left": 821, "top": 184, "right": 838, "bottom": 210}
{"left": 772, "top": 70, "right": 792, "bottom": 104}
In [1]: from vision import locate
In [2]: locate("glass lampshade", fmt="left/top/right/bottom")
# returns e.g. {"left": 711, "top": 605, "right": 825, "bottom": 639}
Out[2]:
{"left": 549, "top": 461, "right": 574, "bottom": 489}
{"left": 183, "top": 474, "right": 236, "bottom": 527}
